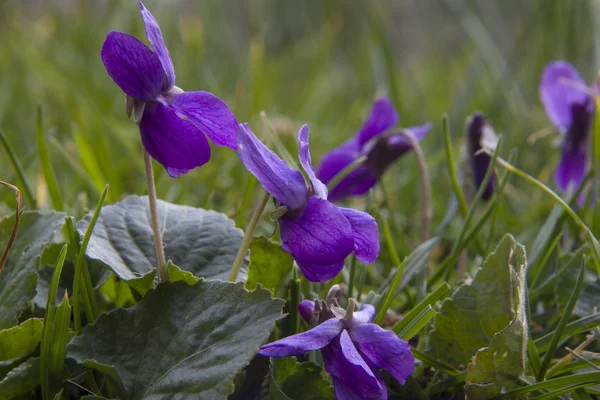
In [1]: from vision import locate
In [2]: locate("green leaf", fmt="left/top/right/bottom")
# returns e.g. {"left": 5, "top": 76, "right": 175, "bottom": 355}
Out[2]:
{"left": 427, "top": 234, "right": 525, "bottom": 367}
{"left": 270, "top": 358, "right": 335, "bottom": 400}
{"left": 167, "top": 261, "right": 200, "bottom": 285}
{"left": 0, "top": 318, "right": 44, "bottom": 362}
{"left": 77, "top": 196, "right": 247, "bottom": 295}
{"left": 0, "top": 357, "right": 40, "bottom": 400}
{"left": 67, "top": 280, "right": 284, "bottom": 399}
{"left": 465, "top": 239, "right": 527, "bottom": 397}
{"left": 245, "top": 237, "right": 293, "bottom": 296}
{"left": 0, "top": 211, "right": 65, "bottom": 330}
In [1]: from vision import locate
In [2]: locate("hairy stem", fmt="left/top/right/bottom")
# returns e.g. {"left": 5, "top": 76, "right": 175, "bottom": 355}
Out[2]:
{"left": 143, "top": 151, "right": 168, "bottom": 282}
{"left": 228, "top": 190, "right": 271, "bottom": 282}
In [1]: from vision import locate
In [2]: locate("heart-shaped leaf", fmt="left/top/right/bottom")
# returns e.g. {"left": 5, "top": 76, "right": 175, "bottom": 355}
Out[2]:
{"left": 67, "top": 280, "right": 284, "bottom": 399}
{"left": 0, "top": 211, "right": 65, "bottom": 330}
{"left": 77, "top": 196, "right": 247, "bottom": 295}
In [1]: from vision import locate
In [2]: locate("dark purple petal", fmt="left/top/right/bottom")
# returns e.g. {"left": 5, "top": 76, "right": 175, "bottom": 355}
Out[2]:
{"left": 404, "top": 122, "right": 432, "bottom": 141}
{"left": 298, "top": 300, "right": 315, "bottom": 323}
{"left": 101, "top": 31, "right": 164, "bottom": 101}
{"left": 337, "top": 207, "right": 379, "bottom": 263}
{"left": 236, "top": 123, "right": 307, "bottom": 209}
{"left": 349, "top": 323, "right": 415, "bottom": 385}
{"left": 352, "top": 304, "right": 376, "bottom": 325}
{"left": 258, "top": 318, "right": 343, "bottom": 357}
{"left": 295, "top": 260, "right": 346, "bottom": 283}
{"left": 279, "top": 196, "right": 354, "bottom": 266}
{"left": 139, "top": 101, "right": 210, "bottom": 176}
{"left": 540, "top": 61, "right": 591, "bottom": 133}
{"left": 356, "top": 98, "right": 400, "bottom": 148}
{"left": 317, "top": 139, "right": 377, "bottom": 202}
{"left": 171, "top": 91, "right": 239, "bottom": 149}
{"left": 333, "top": 371, "right": 388, "bottom": 400}
{"left": 139, "top": 2, "right": 175, "bottom": 90}
{"left": 467, "top": 113, "right": 496, "bottom": 200}
{"left": 298, "top": 125, "right": 328, "bottom": 199}
{"left": 554, "top": 148, "right": 587, "bottom": 191}
{"left": 166, "top": 167, "right": 190, "bottom": 178}
{"left": 322, "top": 331, "right": 384, "bottom": 399}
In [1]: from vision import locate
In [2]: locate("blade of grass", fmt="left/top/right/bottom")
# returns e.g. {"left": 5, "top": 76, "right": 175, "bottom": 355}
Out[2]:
{"left": 40, "top": 244, "right": 68, "bottom": 400}
{"left": 537, "top": 257, "right": 587, "bottom": 380}
{"left": 35, "top": 105, "right": 63, "bottom": 211}
{"left": 375, "top": 257, "right": 407, "bottom": 325}
{"left": 529, "top": 232, "right": 563, "bottom": 290}
{"left": 411, "top": 347, "right": 460, "bottom": 376}
{"left": 398, "top": 305, "right": 436, "bottom": 340}
{"left": 393, "top": 282, "right": 450, "bottom": 334}
{"left": 0, "top": 128, "right": 36, "bottom": 208}
{"left": 535, "top": 312, "right": 600, "bottom": 352}
{"left": 73, "top": 184, "right": 107, "bottom": 333}
{"left": 490, "top": 372, "right": 600, "bottom": 399}
{"left": 492, "top": 155, "right": 600, "bottom": 275}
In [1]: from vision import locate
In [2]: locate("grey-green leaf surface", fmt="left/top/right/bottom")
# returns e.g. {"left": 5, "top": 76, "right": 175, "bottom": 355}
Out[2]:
{"left": 0, "top": 211, "right": 65, "bottom": 330}
{"left": 77, "top": 196, "right": 247, "bottom": 295}
{"left": 67, "top": 280, "right": 284, "bottom": 399}
{"left": 0, "top": 357, "right": 40, "bottom": 400}
{"left": 0, "top": 318, "right": 44, "bottom": 362}
{"left": 270, "top": 358, "right": 335, "bottom": 400}
{"left": 465, "top": 239, "right": 527, "bottom": 397}
{"left": 427, "top": 234, "right": 523, "bottom": 367}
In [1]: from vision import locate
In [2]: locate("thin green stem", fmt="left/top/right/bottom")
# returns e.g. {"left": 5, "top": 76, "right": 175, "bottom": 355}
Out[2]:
{"left": 0, "top": 129, "right": 36, "bottom": 208}
{"left": 143, "top": 151, "right": 168, "bottom": 283}
{"left": 400, "top": 129, "right": 431, "bottom": 241}
{"left": 228, "top": 190, "right": 271, "bottom": 282}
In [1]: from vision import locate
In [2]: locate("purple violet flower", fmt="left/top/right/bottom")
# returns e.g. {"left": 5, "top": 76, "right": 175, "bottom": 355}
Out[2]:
{"left": 540, "top": 61, "right": 594, "bottom": 191}
{"left": 316, "top": 98, "right": 431, "bottom": 202}
{"left": 466, "top": 112, "right": 498, "bottom": 201}
{"left": 101, "top": 2, "right": 238, "bottom": 178}
{"left": 259, "top": 285, "right": 414, "bottom": 399}
{"left": 237, "top": 123, "right": 380, "bottom": 283}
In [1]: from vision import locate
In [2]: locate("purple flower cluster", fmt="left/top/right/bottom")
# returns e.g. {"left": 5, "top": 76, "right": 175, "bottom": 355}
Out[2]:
{"left": 101, "top": 2, "right": 238, "bottom": 178}
{"left": 466, "top": 112, "right": 498, "bottom": 200}
{"left": 237, "top": 124, "right": 379, "bottom": 282}
{"left": 260, "top": 286, "right": 414, "bottom": 399}
{"left": 317, "top": 98, "right": 431, "bottom": 202}
{"left": 540, "top": 61, "right": 595, "bottom": 192}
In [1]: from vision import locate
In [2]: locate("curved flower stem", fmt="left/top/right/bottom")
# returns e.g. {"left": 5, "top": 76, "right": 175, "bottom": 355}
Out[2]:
{"left": 327, "top": 155, "right": 368, "bottom": 192}
{"left": 143, "top": 150, "right": 168, "bottom": 283}
{"left": 400, "top": 130, "right": 432, "bottom": 242}
{"left": 228, "top": 190, "right": 271, "bottom": 282}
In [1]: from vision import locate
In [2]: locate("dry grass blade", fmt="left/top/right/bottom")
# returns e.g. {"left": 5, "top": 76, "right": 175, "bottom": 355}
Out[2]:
{"left": 0, "top": 180, "right": 23, "bottom": 274}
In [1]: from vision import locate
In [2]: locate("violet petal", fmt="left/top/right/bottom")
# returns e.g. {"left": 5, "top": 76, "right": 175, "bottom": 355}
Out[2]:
{"left": 172, "top": 91, "right": 239, "bottom": 149}
{"left": 101, "top": 31, "right": 164, "bottom": 101}
{"left": 139, "top": 101, "right": 210, "bottom": 176}
{"left": 279, "top": 196, "right": 354, "bottom": 266}
{"left": 322, "top": 331, "right": 384, "bottom": 399}
{"left": 295, "top": 260, "right": 346, "bottom": 283}
{"left": 258, "top": 318, "right": 343, "bottom": 357}
{"left": 139, "top": 2, "right": 175, "bottom": 90}
{"left": 356, "top": 98, "right": 400, "bottom": 147}
{"left": 298, "top": 125, "right": 328, "bottom": 199}
{"left": 298, "top": 300, "right": 315, "bottom": 323}
{"left": 349, "top": 323, "right": 415, "bottom": 385}
{"left": 236, "top": 123, "right": 307, "bottom": 209}
{"left": 540, "top": 61, "right": 590, "bottom": 133}
{"left": 352, "top": 304, "right": 376, "bottom": 325}
{"left": 337, "top": 207, "right": 379, "bottom": 263}
{"left": 554, "top": 147, "right": 587, "bottom": 192}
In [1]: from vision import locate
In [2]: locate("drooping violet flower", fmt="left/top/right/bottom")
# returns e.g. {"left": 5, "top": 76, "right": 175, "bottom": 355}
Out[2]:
{"left": 101, "top": 2, "right": 237, "bottom": 177}
{"left": 466, "top": 112, "right": 498, "bottom": 200}
{"left": 259, "top": 285, "right": 414, "bottom": 399}
{"left": 237, "top": 124, "right": 379, "bottom": 283}
{"left": 316, "top": 98, "right": 431, "bottom": 202}
{"left": 540, "top": 61, "right": 594, "bottom": 191}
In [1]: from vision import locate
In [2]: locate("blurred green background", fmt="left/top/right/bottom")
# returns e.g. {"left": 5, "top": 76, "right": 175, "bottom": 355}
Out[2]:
{"left": 0, "top": 0, "right": 597, "bottom": 251}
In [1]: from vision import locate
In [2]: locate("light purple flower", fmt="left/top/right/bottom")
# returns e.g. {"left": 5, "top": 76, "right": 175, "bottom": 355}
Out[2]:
{"left": 101, "top": 2, "right": 238, "bottom": 177}
{"left": 540, "top": 61, "right": 594, "bottom": 191}
{"left": 259, "top": 285, "right": 414, "bottom": 399}
{"left": 467, "top": 112, "right": 498, "bottom": 201}
{"left": 316, "top": 98, "right": 431, "bottom": 202}
{"left": 237, "top": 124, "right": 379, "bottom": 283}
